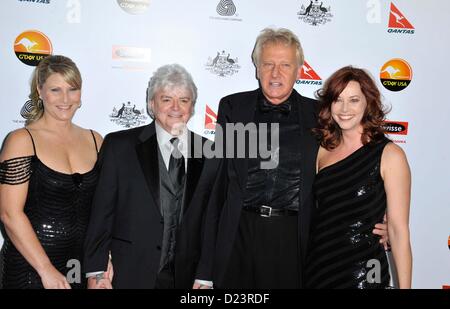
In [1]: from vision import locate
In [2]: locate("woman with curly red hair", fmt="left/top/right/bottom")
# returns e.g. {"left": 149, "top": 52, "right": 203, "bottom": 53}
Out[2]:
{"left": 305, "top": 66, "right": 412, "bottom": 289}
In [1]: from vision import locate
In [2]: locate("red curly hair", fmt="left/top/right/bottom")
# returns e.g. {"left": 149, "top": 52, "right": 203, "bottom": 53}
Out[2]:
{"left": 314, "top": 66, "right": 388, "bottom": 150}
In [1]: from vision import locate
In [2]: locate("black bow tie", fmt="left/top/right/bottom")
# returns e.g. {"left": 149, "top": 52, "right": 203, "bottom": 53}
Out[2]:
{"left": 260, "top": 99, "right": 291, "bottom": 114}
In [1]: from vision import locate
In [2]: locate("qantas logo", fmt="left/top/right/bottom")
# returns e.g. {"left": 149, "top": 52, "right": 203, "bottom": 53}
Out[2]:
{"left": 388, "top": 2, "right": 415, "bottom": 34}
{"left": 296, "top": 61, "right": 322, "bottom": 85}
{"left": 204, "top": 105, "right": 217, "bottom": 135}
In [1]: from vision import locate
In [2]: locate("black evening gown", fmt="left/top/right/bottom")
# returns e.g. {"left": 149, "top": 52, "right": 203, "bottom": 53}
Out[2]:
{"left": 0, "top": 130, "right": 98, "bottom": 289}
{"left": 305, "top": 137, "right": 391, "bottom": 289}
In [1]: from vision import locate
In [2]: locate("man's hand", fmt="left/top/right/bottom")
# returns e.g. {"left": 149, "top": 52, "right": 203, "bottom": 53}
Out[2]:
{"left": 88, "top": 272, "right": 112, "bottom": 290}
{"left": 105, "top": 258, "right": 114, "bottom": 281}
{"left": 87, "top": 274, "right": 113, "bottom": 289}
{"left": 373, "top": 213, "right": 390, "bottom": 251}
{"left": 192, "top": 279, "right": 213, "bottom": 289}
{"left": 192, "top": 282, "right": 212, "bottom": 289}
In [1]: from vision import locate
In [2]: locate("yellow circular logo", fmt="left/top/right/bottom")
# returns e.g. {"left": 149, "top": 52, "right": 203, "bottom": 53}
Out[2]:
{"left": 380, "top": 58, "right": 413, "bottom": 92}
{"left": 14, "top": 30, "right": 53, "bottom": 66}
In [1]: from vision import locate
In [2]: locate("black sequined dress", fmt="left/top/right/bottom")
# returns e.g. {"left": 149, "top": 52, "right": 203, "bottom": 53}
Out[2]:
{"left": 305, "top": 138, "right": 391, "bottom": 289}
{"left": 0, "top": 129, "right": 98, "bottom": 289}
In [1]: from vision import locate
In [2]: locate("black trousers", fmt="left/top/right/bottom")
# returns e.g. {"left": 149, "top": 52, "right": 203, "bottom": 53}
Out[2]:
{"left": 220, "top": 210, "right": 300, "bottom": 289}
{"left": 155, "top": 263, "right": 175, "bottom": 289}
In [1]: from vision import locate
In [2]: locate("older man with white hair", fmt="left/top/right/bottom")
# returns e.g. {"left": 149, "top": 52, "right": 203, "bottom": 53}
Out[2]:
{"left": 84, "top": 64, "right": 212, "bottom": 289}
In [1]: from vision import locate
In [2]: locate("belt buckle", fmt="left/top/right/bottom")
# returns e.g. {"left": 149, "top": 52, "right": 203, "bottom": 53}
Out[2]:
{"left": 260, "top": 205, "right": 272, "bottom": 217}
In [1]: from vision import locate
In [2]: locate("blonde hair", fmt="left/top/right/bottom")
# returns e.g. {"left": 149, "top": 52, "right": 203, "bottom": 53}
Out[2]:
{"left": 23, "top": 55, "right": 82, "bottom": 124}
{"left": 252, "top": 27, "right": 304, "bottom": 67}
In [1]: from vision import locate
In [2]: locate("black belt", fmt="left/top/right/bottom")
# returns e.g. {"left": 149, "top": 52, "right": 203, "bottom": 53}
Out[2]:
{"left": 243, "top": 205, "right": 298, "bottom": 217}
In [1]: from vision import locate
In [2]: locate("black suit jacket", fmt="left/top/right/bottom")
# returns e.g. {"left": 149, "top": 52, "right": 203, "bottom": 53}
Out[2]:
{"left": 83, "top": 122, "right": 211, "bottom": 288}
{"left": 196, "top": 89, "right": 319, "bottom": 287}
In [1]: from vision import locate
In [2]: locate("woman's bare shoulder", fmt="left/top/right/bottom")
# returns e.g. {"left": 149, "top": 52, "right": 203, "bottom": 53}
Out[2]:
{"left": 0, "top": 128, "right": 35, "bottom": 161}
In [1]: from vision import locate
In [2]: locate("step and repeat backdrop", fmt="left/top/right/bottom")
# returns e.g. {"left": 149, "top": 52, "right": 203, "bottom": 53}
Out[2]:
{"left": 0, "top": 0, "right": 449, "bottom": 288}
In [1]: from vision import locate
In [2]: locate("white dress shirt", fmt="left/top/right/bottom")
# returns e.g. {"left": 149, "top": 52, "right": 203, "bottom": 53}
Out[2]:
{"left": 155, "top": 121, "right": 188, "bottom": 172}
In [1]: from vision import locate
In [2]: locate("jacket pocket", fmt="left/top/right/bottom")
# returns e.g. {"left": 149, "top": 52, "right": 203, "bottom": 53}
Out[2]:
{"left": 111, "top": 236, "right": 132, "bottom": 244}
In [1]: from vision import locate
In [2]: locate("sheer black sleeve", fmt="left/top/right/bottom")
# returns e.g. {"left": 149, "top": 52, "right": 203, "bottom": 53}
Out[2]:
{"left": 0, "top": 156, "right": 34, "bottom": 185}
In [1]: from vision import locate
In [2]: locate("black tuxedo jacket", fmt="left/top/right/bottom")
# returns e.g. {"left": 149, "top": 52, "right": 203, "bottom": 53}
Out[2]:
{"left": 196, "top": 89, "right": 319, "bottom": 287}
{"left": 83, "top": 122, "right": 211, "bottom": 288}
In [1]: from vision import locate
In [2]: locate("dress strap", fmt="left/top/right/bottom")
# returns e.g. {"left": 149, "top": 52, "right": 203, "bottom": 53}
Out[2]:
{"left": 0, "top": 156, "right": 34, "bottom": 185}
{"left": 24, "top": 128, "right": 37, "bottom": 156}
{"left": 89, "top": 129, "right": 99, "bottom": 154}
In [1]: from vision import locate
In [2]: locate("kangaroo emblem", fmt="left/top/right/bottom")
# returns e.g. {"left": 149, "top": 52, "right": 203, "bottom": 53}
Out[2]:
{"left": 15, "top": 38, "right": 37, "bottom": 52}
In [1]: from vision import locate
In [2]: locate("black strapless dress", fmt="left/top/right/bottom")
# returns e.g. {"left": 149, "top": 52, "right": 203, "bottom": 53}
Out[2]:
{"left": 305, "top": 138, "right": 391, "bottom": 289}
{"left": 0, "top": 131, "right": 98, "bottom": 289}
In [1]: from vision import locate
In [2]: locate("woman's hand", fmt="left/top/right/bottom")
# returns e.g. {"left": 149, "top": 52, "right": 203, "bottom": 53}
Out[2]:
{"left": 39, "top": 264, "right": 71, "bottom": 289}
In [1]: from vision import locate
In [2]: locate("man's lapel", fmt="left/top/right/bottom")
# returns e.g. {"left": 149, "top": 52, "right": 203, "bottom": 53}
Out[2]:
{"left": 295, "top": 90, "right": 319, "bottom": 211}
{"left": 232, "top": 90, "right": 258, "bottom": 191}
{"left": 136, "top": 121, "right": 161, "bottom": 215}
{"left": 182, "top": 132, "right": 205, "bottom": 215}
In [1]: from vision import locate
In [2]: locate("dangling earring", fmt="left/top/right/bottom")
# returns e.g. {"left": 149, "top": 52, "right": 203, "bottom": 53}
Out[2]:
{"left": 37, "top": 98, "right": 44, "bottom": 108}
{"left": 78, "top": 101, "right": 82, "bottom": 108}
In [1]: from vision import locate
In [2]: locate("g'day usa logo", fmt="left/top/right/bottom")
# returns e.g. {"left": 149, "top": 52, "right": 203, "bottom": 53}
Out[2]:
{"left": 380, "top": 58, "right": 413, "bottom": 92}
{"left": 14, "top": 30, "right": 52, "bottom": 66}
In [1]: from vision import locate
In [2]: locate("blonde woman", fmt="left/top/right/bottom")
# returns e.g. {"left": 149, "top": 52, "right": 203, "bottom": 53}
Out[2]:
{"left": 0, "top": 55, "right": 109, "bottom": 288}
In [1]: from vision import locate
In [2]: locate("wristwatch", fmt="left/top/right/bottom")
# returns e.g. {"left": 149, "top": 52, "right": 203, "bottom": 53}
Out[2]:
{"left": 95, "top": 272, "right": 105, "bottom": 284}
